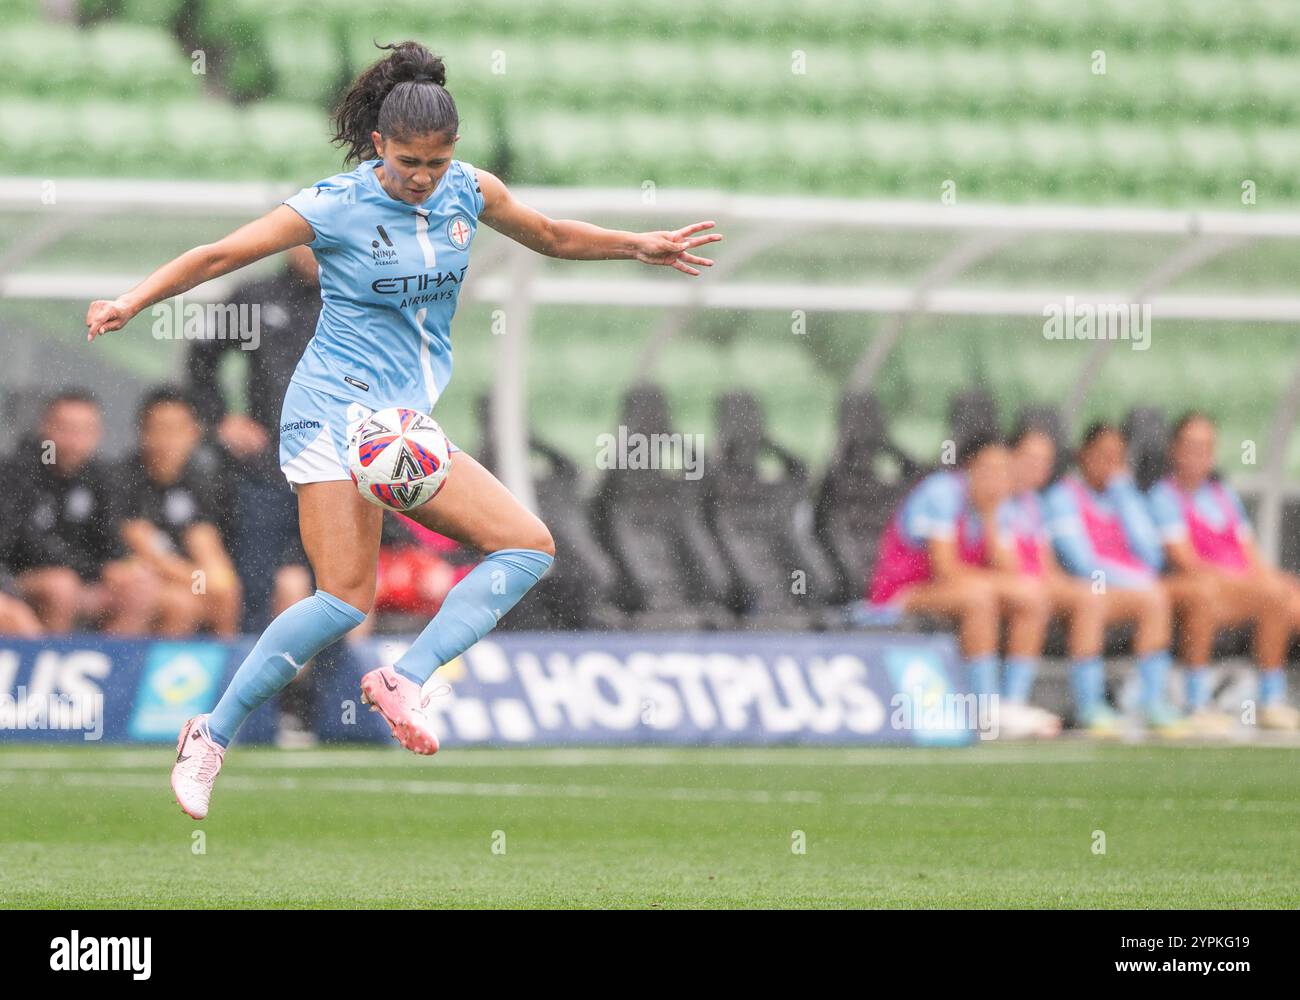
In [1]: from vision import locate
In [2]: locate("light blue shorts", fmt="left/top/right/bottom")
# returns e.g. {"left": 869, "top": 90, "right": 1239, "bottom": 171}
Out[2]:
{"left": 278, "top": 380, "right": 458, "bottom": 489}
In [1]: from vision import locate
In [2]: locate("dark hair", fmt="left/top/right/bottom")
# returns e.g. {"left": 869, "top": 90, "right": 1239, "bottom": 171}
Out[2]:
{"left": 332, "top": 41, "right": 457, "bottom": 166}
{"left": 43, "top": 387, "right": 100, "bottom": 416}
{"left": 1008, "top": 418, "right": 1054, "bottom": 449}
{"left": 1169, "top": 409, "right": 1214, "bottom": 444}
{"left": 1079, "top": 420, "right": 1123, "bottom": 451}
{"left": 956, "top": 429, "right": 1005, "bottom": 467}
{"left": 137, "top": 386, "right": 196, "bottom": 425}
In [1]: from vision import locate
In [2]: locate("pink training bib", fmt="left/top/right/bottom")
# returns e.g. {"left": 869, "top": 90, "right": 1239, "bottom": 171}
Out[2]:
{"left": 868, "top": 510, "right": 988, "bottom": 604}
{"left": 1065, "top": 477, "right": 1150, "bottom": 572}
{"left": 1171, "top": 479, "right": 1249, "bottom": 574}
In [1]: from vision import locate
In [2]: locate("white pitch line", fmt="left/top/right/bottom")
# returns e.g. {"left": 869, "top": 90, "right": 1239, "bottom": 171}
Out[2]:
{"left": 2, "top": 766, "right": 1298, "bottom": 815}
{"left": 0, "top": 746, "right": 1109, "bottom": 770}
{"left": 842, "top": 790, "right": 1300, "bottom": 815}
{"left": 0, "top": 769, "right": 825, "bottom": 805}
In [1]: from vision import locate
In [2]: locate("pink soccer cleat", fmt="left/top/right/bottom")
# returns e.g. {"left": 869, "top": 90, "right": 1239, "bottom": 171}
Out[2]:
{"left": 359, "top": 667, "right": 442, "bottom": 755}
{"left": 170, "top": 714, "right": 226, "bottom": 820}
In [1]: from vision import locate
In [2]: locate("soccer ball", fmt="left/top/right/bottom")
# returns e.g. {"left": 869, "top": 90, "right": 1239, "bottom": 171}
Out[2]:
{"left": 347, "top": 407, "right": 452, "bottom": 512}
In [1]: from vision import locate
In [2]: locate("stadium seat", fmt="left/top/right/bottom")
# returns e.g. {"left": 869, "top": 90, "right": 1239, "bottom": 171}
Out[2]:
{"left": 813, "top": 390, "right": 922, "bottom": 605}
{"left": 473, "top": 394, "right": 625, "bottom": 631}
{"left": 947, "top": 388, "right": 1000, "bottom": 451}
{"left": 589, "top": 384, "right": 735, "bottom": 630}
{"left": 1122, "top": 406, "right": 1169, "bottom": 491}
{"left": 701, "top": 391, "right": 837, "bottom": 628}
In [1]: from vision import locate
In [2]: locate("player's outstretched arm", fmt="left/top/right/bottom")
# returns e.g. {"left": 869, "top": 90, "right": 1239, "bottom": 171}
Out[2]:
{"left": 85, "top": 205, "right": 315, "bottom": 341}
{"left": 476, "top": 168, "right": 722, "bottom": 276}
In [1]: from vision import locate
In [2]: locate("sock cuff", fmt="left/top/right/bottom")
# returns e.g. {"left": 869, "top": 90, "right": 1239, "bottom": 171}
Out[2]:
{"left": 486, "top": 547, "right": 555, "bottom": 582}
{"left": 314, "top": 589, "right": 368, "bottom": 626}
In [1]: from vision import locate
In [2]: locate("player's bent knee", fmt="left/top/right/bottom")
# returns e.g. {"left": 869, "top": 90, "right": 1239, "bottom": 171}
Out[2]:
{"left": 958, "top": 584, "right": 997, "bottom": 619}
{"left": 527, "top": 525, "right": 557, "bottom": 559}
{"left": 493, "top": 523, "right": 556, "bottom": 559}
{"left": 29, "top": 567, "right": 82, "bottom": 606}
{"left": 333, "top": 590, "right": 374, "bottom": 619}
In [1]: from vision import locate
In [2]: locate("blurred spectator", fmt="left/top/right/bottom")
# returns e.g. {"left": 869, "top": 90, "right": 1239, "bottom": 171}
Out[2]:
{"left": 1007, "top": 422, "right": 1109, "bottom": 712}
{"left": 3, "top": 389, "right": 158, "bottom": 633}
{"left": 186, "top": 245, "right": 321, "bottom": 629}
{"left": 115, "top": 388, "right": 241, "bottom": 636}
{"left": 1149, "top": 412, "right": 1300, "bottom": 730}
{"left": 0, "top": 514, "right": 41, "bottom": 631}
{"left": 1045, "top": 422, "right": 1218, "bottom": 735}
{"left": 867, "top": 433, "right": 1057, "bottom": 736}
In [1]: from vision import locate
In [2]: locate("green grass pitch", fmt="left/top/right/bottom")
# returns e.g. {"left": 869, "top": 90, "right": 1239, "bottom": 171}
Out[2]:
{"left": 1, "top": 743, "right": 1297, "bottom": 908}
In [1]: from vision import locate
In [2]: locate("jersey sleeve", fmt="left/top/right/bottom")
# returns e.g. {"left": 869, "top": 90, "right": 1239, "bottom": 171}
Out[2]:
{"left": 282, "top": 177, "right": 358, "bottom": 250}
{"left": 901, "top": 474, "right": 961, "bottom": 543}
{"left": 1044, "top": 481, "right": 1099, "bottom": 578}
{"left": 1146, "top": 482, "right": 1188, "bottom": 543}
{"left": 464, "top": 161, "right": 485, "bottom": 218}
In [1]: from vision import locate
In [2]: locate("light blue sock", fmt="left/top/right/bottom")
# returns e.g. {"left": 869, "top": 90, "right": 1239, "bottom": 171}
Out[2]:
{"left": 968, "top": 654, "right": 999, "bottom": 698}
{"left": 1259, "top": 669, "right": 1286, "bottom": 706}
{"left": 208, "top": 589, "right": 366, "bottom": 747}
{"left": 1003, "top": 656, "right": 1038, "bottom": 703}
{"left": 1184, "top": 666, "right": 1212, "bottom": 711}
{"left": 1138, "top": 650, "right": 1172, "bottom": 711}
{"left": 394, "top": 548, "right": 553, "bottom": 686}
{"left": 1070, "top": 656, "right": 1105, "bottom": 718}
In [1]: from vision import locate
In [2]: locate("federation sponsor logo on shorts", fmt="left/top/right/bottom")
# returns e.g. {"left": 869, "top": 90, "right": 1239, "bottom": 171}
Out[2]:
{"left": 280, "top": 419, "right": 323, "bottom": 434}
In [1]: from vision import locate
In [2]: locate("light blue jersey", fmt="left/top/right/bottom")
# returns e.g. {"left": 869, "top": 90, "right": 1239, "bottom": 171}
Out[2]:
{"left": 282, "top": 158, "right": 484, "bottom": 413}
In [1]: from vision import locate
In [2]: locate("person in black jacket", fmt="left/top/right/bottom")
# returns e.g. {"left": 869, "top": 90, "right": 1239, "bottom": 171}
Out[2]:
{"left": 5, "top": 389, "right": 159, "bottom": 633}
{"left": 0, "top": 511, "right": 42, "bottom": 636}
{"left": 114, "top": 388, "right": 242, "bottom": 636}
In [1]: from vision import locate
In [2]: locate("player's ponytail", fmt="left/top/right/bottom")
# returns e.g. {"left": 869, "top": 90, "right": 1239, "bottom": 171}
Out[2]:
{"left": 331, "top": 41, "right": 459, "bottom": 165}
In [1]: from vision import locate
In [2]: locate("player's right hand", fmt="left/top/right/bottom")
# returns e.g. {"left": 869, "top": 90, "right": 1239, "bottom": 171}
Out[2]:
{"left": 86, "top": 298, "right": 135, "bottom": 341}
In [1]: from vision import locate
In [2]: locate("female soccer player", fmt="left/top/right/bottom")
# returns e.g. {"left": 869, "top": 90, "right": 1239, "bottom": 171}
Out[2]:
{"left": 868, "top": 431, "right": 1059, "bottom": 738}
{"left": 1148, "top": 412, "right": 1300, "bottom": 730}
{"left": 1044, "top": 422, "right": 1218, "bottom": 735}
{"left": 1006, "top": 422, "right": 1108, "bottom": 727}
{"left": 84, "top": 41, "right": 723, "bottom": 819}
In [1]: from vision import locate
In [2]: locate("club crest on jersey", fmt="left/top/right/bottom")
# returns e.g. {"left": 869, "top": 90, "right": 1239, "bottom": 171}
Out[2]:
{"left": 447, "top": 215, "right": 471, "bottom": 250}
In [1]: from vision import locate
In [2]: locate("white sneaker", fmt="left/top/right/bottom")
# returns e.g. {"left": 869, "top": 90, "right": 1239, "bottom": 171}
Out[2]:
{"left": 1183, "top": 708, "right": 1236, "bottom": 739}
{"left": 992, "top": 701, "right": 1062, "bottom": 740}
{"left": 170, "top": 714, "right": 226, "bottom": 820}
{"left": 1260, "top": 703, "right": 1300, "bottom": 731}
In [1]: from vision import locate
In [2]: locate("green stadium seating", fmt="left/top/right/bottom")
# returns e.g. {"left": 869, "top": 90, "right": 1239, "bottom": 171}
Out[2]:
{"left": 3, "top": 0, "right": 1298, "bottom": 205}
{"left": 264, "top": 23, "right": 345, "bottom": 106}
{"left": 0, "top": 21, "right": 198, "bottom": 99}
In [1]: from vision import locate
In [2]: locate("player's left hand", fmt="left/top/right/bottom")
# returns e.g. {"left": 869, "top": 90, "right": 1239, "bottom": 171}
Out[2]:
{"left": 634, "top": 221, "right": 722, "bottom": 276}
